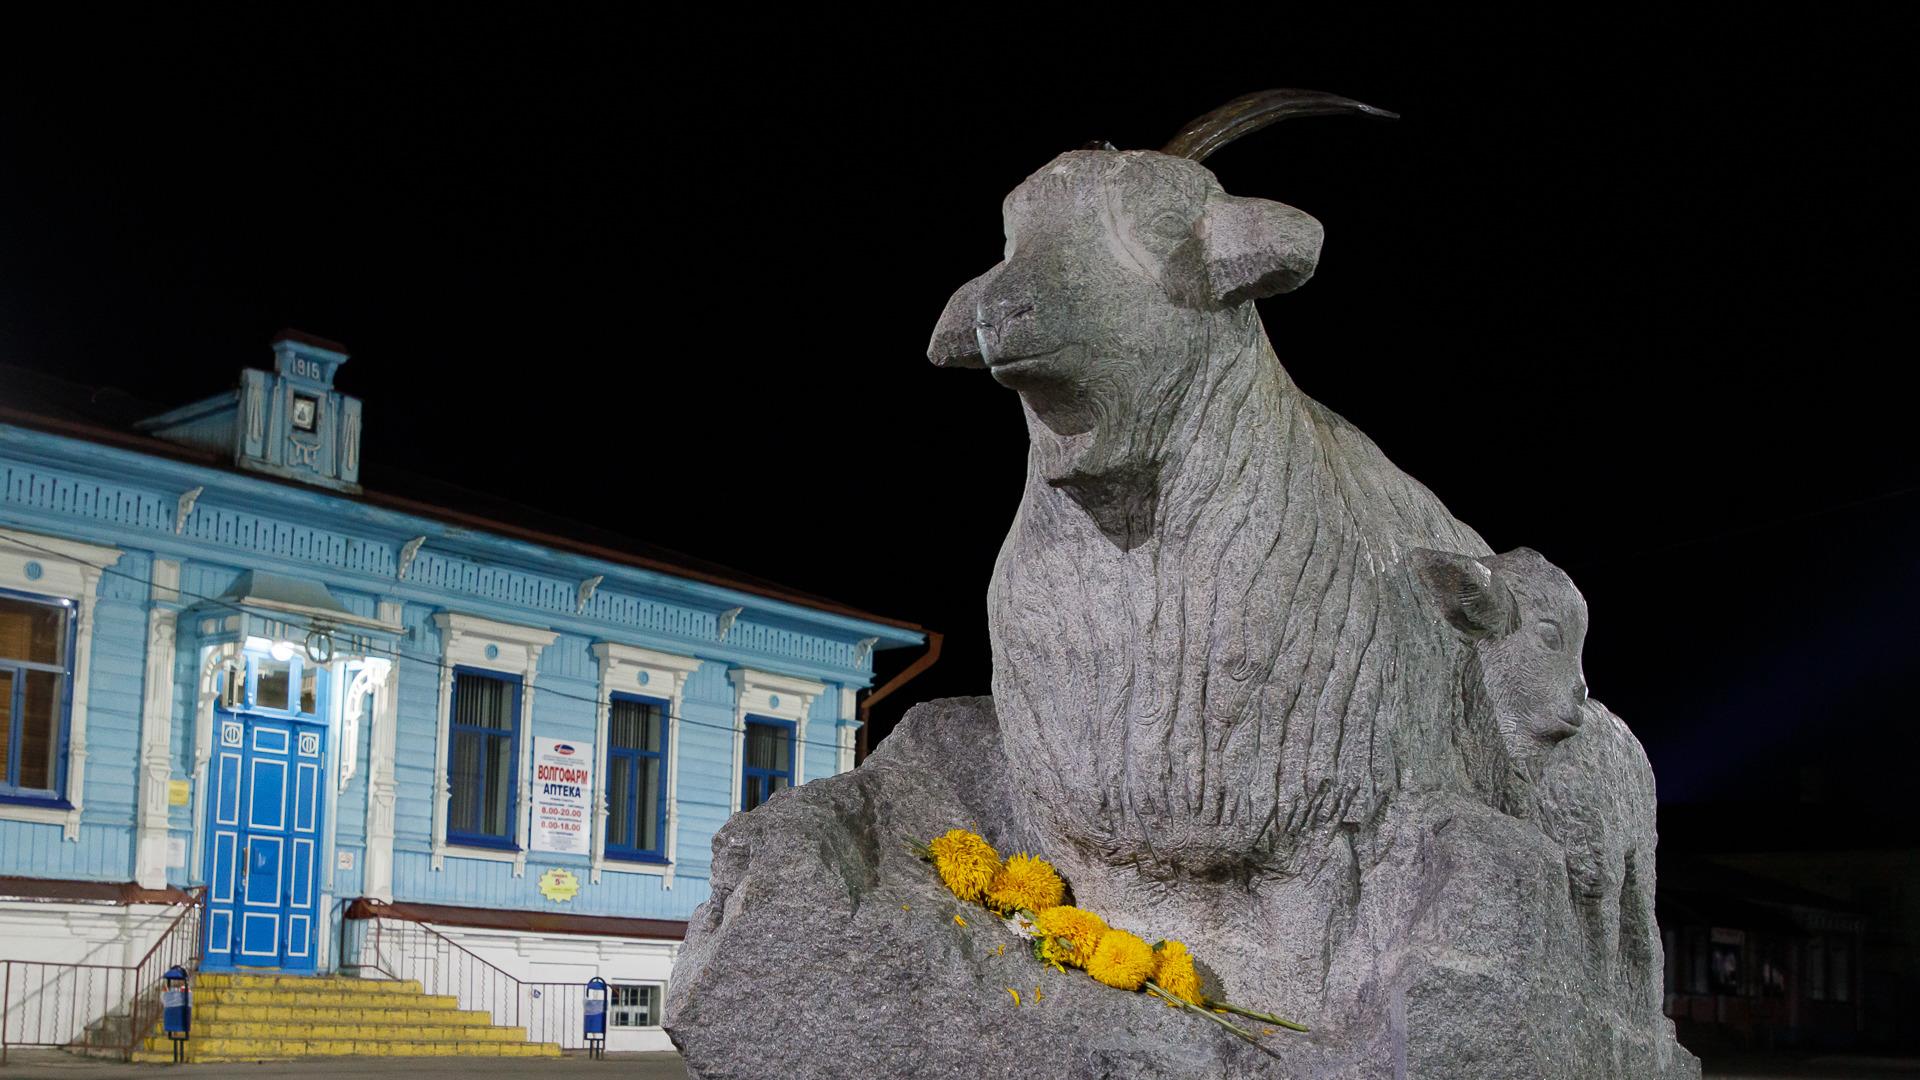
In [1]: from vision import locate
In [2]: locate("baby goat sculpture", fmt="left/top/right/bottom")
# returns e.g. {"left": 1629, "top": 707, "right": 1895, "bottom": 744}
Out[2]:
{"left": 1417, "top": 546, "right": 1665, "bottom": 1019}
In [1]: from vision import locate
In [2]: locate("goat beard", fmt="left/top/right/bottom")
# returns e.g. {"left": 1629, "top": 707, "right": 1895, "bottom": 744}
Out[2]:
{"left": 1023, "top": 331, "right": 1215, "bottom": 552}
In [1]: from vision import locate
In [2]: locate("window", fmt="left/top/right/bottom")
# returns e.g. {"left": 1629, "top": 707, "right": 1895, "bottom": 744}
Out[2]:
{"left": 606, "top": 694, "right": 668, "bottom": 862}
{"left": 220, "top": 655, "right": 245, "bottom": 710}
{"left": 447, "top": 668, "right": 521, "bottom": 848}
{"left": 232, "top": 651, "right": 323, "bottom": 717}
{"left": 256, "top": 656, "right": 293, "bottom": 712}
{"left": 609, "top": 984, "right": 663, "bottom": 1028}
{"left": 1686, "top": 931, "right": 1709, "bottom": 995}
{"left": 740, "top": 717, "right": 794, "bottom": 811}
{"left": 0, "top": 592, "right": 75, "bottom": 804}
{"left": 300, "top": 662, "right": 319, "bottom": 714}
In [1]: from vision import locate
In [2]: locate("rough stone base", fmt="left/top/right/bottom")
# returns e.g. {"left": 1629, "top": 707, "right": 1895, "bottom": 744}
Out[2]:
{"left": 665, "top": 697, "right": 1699, "bottom": 1080}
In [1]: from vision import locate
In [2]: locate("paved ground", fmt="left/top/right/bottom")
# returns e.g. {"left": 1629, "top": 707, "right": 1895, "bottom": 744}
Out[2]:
{"left": 5, "top": 1049, "right": 1916, "bottom": 1077}
{"left": 1701, "top": 1055, "right": 1920, "bottom": 1078}
{"left": 0, "top": 1051, "right": 689, "bottom": 1078}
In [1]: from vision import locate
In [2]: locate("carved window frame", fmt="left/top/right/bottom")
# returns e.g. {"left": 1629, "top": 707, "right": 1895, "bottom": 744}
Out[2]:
{"left": 589, "top": 643, "right": 701, "bottom": 887}
{"left": 0, "top": 528, "right": 121, "bottom": 840}
{"left": 725, "top": 667, "right": 824, "bottom": 815}
{"left": 430, "top": 612, "right": 556, "bottom": 877}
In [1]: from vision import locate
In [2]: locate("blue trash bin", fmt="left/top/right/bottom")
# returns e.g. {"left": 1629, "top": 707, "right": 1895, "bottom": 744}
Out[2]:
{"left": 161, "top": 965, "right": 191, "bottom": 1063}
{"left": 583, "top": 977, "right": 608, "bottom": 1059}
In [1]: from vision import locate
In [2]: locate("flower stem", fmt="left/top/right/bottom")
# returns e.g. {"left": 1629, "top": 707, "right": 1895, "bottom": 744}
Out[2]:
{"left": 1144, "top": 981, "right": 1261, "bottom": 1043}
{"left": 1209, "top": 1000, "right": 1309, "bottom": 1033}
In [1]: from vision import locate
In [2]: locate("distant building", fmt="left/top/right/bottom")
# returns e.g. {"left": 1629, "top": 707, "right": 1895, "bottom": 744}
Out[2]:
{"left": 1660, "top": 856, "right": 1868, "bottom": 1052}
{"left": 0, "top": 332, "right": 928, "bottom": 1053}
{"left": 1658, "top": 802, "right": 1920, "bottom": 1056}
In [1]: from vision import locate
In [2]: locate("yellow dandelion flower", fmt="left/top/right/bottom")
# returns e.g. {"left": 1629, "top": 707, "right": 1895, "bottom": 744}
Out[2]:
{"left": 1007, "top": 987, "right": 1021, "bottom": 1007}
{"left": 985, "top": 853, "right": 1066, "bottom": 914}
{"left": 1153, "top": 940, "right": 1204, "bottom": 1006}
{"left": 1087, "top": 929, "right": 1157, "bottom": 992}
{"left": 1033, "top": 905, "right": 1107, "bottom": 969}
{"left": 954, "top": 914, "right": 968, "bottom": 928}
{"left": 927, "top": 829, "right": 1001, "bottom": 903}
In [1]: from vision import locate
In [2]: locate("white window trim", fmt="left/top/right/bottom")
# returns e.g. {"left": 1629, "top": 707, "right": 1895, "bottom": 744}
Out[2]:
{"left": 358, "top": 600, "right": 404, "bottom": 901}
{"left": 430, "top": 612, "right": 557, "bottom": 877}
{"left": 133, "top": 559, "right": 180, "bottom": 888}
{"left": 837, "top": 687, "right": 859, "bottom": 775}
{"left": 726, "top": 667, "right": 825, "bottom": 814}
{"left": 0, "top": 528, "right": 123, "bottom": 840}
{"left": 589, "top": 643, "right": 701, "bottom": 887}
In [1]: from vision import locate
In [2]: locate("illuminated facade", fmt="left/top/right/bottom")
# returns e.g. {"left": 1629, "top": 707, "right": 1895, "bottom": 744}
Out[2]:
{"left": 0, "top": 332, "right": 923, "bottom": 1051}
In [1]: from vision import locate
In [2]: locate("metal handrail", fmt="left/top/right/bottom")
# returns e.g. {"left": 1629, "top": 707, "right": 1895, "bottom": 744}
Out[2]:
{"left": 0, "top": 886, "right": 204, "bottom": 1064}
{"left": 342, "top": 898, "right": 589, "bottom": 1049}
{"left": 122, "top": 886, "right": 206, "bottom": 1060}
{"left": 346, "top": 898, "right": 501, "bottom": 981}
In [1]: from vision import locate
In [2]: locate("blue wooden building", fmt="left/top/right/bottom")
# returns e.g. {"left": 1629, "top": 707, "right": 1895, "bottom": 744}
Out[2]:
{"left": 0, "top": 332, "right": 928, "bottom": 1054}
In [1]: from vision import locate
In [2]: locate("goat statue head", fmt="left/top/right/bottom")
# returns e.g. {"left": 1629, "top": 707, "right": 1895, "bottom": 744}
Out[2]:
{"left": 927, "top": 90, "right": 1396, "bottom": 532}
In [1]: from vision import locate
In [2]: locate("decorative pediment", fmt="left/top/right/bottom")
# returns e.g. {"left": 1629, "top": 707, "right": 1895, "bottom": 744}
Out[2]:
{"left": 138, "top": 331, "right": 365, "bottom": 494}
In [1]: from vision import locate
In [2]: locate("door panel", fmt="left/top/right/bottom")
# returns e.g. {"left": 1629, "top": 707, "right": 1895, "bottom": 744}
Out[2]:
{"left": 244, "top": 835, "right": 283, "bottom": 908}
{"left": 247, "top": 758, "right": 286, "bottom": 830}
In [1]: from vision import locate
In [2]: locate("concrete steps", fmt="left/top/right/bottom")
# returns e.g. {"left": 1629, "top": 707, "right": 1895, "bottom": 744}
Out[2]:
{"left": 127, "top": 973, "right": 561, "bottom": 1062}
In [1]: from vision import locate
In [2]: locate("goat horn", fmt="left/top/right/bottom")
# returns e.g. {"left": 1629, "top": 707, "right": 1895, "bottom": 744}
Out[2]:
{"left": 1161, "top": 88, "right": 1398, "bottom": 163}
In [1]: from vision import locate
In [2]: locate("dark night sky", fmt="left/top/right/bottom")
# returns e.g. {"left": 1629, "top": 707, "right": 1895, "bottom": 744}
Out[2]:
{"left": 2, "top": 14, "right": 1914, "bottom": 837}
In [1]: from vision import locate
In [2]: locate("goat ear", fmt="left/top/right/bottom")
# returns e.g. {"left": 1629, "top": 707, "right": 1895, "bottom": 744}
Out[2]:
{"left": 1411, "top": 548, "right": 1515, "bottom": 640}
{"left": 1197, "top": 195, "right": 1325, "bottom": 306}
{"left": 927, "top": 269, "right": 991, "bottom": 369}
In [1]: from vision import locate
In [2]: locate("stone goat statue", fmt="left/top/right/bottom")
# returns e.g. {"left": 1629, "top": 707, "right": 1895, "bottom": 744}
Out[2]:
{"left": 929, "top": 90, "right": 1493, "bottom": 886}
{"left": 665, "top": 90, "right": 1697, "bottom": 1080}
{"left": 919, "top": 94, "right": 1691, "bottom": 1076}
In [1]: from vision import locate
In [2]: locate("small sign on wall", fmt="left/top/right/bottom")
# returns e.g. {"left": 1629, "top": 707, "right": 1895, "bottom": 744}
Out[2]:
{"left": 530, "top": 737, "right": 593, "bottom": 855}
{"left": 167, "top": 780, "right": 191, "bottom": 807}
{"left": 337, "top": 850, "right": 356, "bottom": 871}
{"left": 166, "top": 835, "right": 187, "bottom": 869}
{"left": 538, "top": 867, "right": 580, "bottom": 903}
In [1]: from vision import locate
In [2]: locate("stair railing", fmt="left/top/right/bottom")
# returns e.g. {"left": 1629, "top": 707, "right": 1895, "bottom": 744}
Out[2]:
{"left": 0, "top": 886, "right": 203, "bottom": 1064}
{"left": 342, "top": 898, "right": 589, "bottom": 1049}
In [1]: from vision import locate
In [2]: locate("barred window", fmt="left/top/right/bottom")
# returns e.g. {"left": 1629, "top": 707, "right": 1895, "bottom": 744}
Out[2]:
{"left": 609, "top": 983, "right": 662, "bottom": 1028}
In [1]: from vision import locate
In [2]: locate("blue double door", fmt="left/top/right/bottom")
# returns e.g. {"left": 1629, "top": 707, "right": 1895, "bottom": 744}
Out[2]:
{"left": 202, "top": 710, "right": 326, "bottom": 972}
